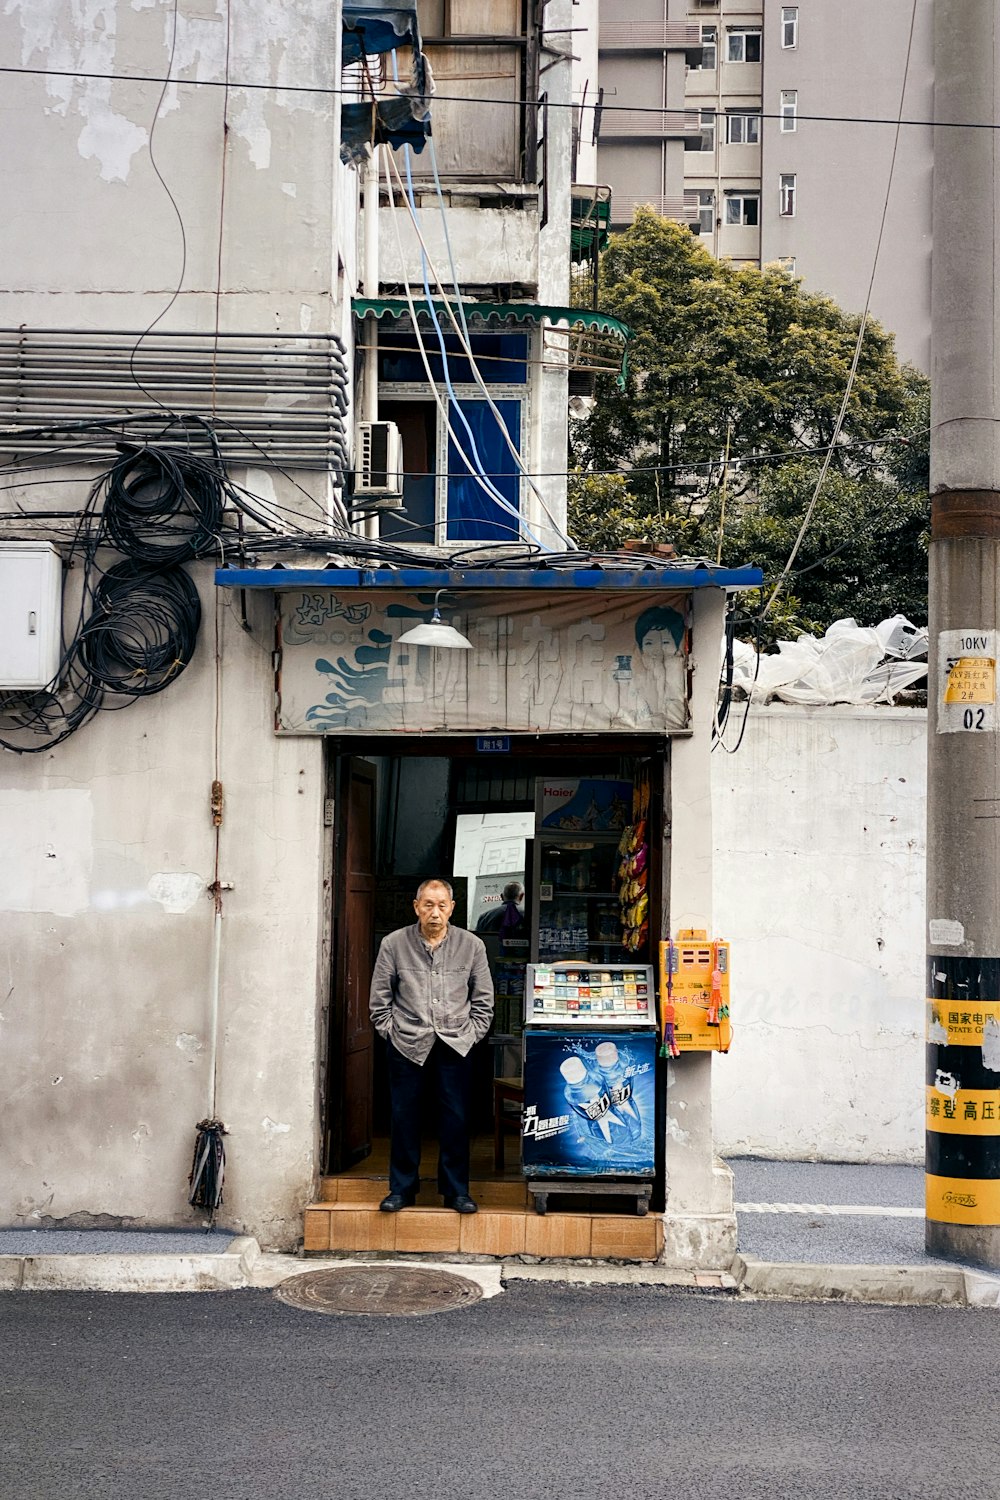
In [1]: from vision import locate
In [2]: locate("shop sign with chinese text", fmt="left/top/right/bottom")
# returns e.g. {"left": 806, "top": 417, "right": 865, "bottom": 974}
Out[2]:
{"left": 276, "top": 589, "right": 690, "bottom": 736}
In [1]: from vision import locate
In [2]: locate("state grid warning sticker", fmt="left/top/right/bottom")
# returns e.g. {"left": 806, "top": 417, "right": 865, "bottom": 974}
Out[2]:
{"left": 937, "top": 629, "right": 997, "bottom": 734}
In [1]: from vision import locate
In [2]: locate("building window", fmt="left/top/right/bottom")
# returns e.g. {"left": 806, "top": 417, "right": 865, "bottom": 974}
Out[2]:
{"left": 780, "top": 89, "right": 797, "bottom": 132}
{"left": 696, "top": 25, "right": 717, "bottom": 70}
{"left": 685, "top": 109, "right": 716, "bottom": 153}
{"left": 781, "top": 7, "right": 799, "bottom": 48}
{"left": 724, "top": 193, "right": 760, "bottom": 227}
{"left": 727, "top": 26, "right": 762, "bottom": 63}
{"left": 779, "top": 173, "right": 797, "bottom": 217}
{"left": 698, "top": 190, "right": 715, "bottom": 234}
{"left": 775, "top": 255, "right": 797, "bottom": 273}
{"left": 726, "top": 111, "right": 761, "bottom": 145}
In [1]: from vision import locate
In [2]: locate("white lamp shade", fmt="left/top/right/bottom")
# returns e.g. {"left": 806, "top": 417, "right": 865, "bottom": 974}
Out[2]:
{"left": 397, "top": 615, "right": 473, "bottom": 650}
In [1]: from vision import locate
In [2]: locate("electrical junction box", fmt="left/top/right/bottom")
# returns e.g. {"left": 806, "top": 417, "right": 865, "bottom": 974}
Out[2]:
{"left": 659, "top": 930, "right": 732, "bottom": 1053}
{"left": 0, "top": 542, "right": 63, "bottom": 689}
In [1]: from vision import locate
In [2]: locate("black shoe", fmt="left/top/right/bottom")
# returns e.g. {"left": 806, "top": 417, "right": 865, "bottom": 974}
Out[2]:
{"left": 444, "top": 1194, "right": 478, "bottom": 1215}
{"left": 379, "top": 1192, "right": 414, "bottom": 1213}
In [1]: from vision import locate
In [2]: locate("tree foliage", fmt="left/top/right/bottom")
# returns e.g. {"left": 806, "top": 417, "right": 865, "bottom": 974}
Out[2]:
{"left": 570, "top": 211, "right": 930, "bottom": 641}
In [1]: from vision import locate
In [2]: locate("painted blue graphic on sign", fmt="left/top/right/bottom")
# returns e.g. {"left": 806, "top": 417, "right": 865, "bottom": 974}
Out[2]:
{"left": 521, "top": 1030, "right": 656, "bottom": 1177}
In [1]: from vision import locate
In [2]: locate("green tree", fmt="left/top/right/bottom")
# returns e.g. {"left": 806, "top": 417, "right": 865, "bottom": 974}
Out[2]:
{"left": 570, "top": 210, "right": 930, "bottom": 640}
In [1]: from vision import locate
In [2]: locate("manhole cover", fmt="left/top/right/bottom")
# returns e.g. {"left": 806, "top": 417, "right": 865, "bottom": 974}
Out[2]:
{"left": 274, "top": 1265, "right": 483, "bottom": 1318}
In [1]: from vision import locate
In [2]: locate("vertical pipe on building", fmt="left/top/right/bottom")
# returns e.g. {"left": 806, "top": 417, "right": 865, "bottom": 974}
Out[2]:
{"left": 925, "top": 0, "right": 1000, "bottom": 1269}
{"left": 714, "top": 0, "right": 725, "bottom": 257}
{"left": 361, "top": 150, "right": 380, "bottom": 539}
{"left": 660, "top": 0, "right": 668, "bottom": 204}
{"left": 758, "top": 0, "right": 766, "bottom": 267}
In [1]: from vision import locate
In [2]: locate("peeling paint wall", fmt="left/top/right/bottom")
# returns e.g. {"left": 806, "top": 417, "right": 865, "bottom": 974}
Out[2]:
{"left": 712, "top": 704, "right": 927, "bottom": 1164}
{"left": 0, "top": 0, "right": 354, "bottom": 1246}
{"left": 0, "top": 578, "right": 327, "bottom": 1247}
{"left": 0, "top": 0, "right": 344, "bottom": 334}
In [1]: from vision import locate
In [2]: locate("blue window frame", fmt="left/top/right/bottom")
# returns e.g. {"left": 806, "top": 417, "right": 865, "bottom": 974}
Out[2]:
{"left": 446, "top": 399, "right": 522, "bottom": 543}
{"left": 378, "top": 331, "right": 529, "bottom": 386}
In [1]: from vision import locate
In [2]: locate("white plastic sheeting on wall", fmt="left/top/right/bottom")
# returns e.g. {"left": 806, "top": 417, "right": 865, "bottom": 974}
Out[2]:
{"left": 732, "top": 615, "right": 928, "bottom": 706}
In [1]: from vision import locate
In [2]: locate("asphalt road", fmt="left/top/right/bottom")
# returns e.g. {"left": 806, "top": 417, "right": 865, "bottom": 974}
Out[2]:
{"left": 1, "top": 1282, "right": 995, "bottom": 1500}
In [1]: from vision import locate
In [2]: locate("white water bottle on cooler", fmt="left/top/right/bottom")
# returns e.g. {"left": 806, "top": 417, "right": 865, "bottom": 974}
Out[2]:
{"left": 594, "top": 1041, "right": 643, "bottom": 1142}
{"left": 559, "top": 1055, "right": 615, "bottom": 1145}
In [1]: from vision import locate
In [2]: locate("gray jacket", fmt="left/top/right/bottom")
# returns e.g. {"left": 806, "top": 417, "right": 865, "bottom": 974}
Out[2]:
{"left": 368, "top": 923, "right": 494, "bottom": 1065}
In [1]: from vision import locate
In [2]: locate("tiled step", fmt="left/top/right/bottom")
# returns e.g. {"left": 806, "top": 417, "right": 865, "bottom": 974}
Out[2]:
{"left": 319, "top": 1176, "right": 528, "bottom": 1208}
{"left": 303, "top": 1201, "right": 664, "bottom": 1260}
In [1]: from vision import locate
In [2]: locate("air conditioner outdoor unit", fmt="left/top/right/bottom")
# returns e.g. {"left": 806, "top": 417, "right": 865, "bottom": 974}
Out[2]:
{"left": 354, "top": 420, "right": 404, "bottom": 500}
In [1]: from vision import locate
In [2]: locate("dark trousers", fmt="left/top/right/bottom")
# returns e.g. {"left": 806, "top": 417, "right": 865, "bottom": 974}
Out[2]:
{"left": 386, "top": 1037, "right": 473, "bottom": 1200}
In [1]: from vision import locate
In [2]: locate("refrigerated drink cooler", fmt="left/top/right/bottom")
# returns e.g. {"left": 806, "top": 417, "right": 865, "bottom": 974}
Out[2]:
{"left": 521, "top": 961, "right": 657, "bottom": 1215}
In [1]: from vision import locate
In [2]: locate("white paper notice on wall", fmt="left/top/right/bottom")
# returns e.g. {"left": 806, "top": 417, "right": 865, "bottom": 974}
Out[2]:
{"left": 937, "top": 629, "right": 997, "bottom": 734}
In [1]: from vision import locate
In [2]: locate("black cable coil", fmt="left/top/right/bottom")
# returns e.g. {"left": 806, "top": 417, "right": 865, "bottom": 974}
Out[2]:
{"left": 103, "top": 446, "right": 225, "bottom": 564}
{"left": 79, "top": 560, "right": 202, "bottom": 697}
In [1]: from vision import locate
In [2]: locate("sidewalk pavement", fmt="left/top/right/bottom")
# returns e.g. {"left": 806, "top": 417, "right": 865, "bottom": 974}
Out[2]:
{"left": 2, "top": 1160, "right": 999, "bottom": 1307}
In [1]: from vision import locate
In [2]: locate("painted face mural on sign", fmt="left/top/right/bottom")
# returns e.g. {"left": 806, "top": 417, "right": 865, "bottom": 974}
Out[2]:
{"left": 278, "top": 589, "right": 691, "bottom": 735}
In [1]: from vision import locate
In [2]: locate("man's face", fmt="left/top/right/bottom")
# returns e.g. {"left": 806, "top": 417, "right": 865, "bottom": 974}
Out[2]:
{"left": 414, "top": 884, "right": 455, "bottom": 939}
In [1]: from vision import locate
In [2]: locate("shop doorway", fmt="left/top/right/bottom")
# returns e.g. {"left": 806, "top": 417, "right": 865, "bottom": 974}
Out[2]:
{"left": 322, "top": 739, "right": 668, "bottom": 1208}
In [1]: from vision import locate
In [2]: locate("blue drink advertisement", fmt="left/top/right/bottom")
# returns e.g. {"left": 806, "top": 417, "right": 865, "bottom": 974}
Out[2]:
{"left": 521, "top": 1029, "right": 657, "bottom": 1177}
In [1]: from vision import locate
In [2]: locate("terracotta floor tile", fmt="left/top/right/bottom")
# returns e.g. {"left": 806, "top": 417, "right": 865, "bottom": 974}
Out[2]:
{"left": 393, "top": 1209, "right": 461, "bottom": 1254}
{"left": 459, "top": 1209, "right": 527, "bottom": 1256}
{"left": 590, "top": 1215, "right": 659, "bottom": 1260}
{"left": 523, "top": 1213, "right": 592, "bottom": 1258}
{"left": 327, "top": 1207, "right": 396, "bottom": 1252}
{"left": 303, "top": 1208, "right": 332, "bottom": 1252}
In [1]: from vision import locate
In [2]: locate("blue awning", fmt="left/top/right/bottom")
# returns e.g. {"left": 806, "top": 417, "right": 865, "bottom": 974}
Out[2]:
{"left": 342, "top": 3, "right": 420, "bottom": 64}
{"left": 215, "top": 565, "right": 763, "bottom": 592}
{"left": 341, "top": 100, "right": 430, "bottom": 160}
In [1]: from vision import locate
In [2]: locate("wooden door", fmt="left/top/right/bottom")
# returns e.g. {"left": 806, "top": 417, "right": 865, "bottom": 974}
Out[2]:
{"left": 327, "top": 757, "right": 376, "bottom": 1171}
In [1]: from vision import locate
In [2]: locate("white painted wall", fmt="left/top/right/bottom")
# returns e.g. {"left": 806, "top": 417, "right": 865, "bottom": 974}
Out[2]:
{"left": 711, "top": 704, "right": 927, "bottom": 1164}
{"left": 0, "top": 577, "right": 327, "bottom": 1247}
{"left": 0, "top": 0, "right": 357, "bottom": 1247}
{"left": 375, "top": 205, "right": 540, "bottom": 292}
{"left": 0, "top": 0, "right": 346, "bottom": 337}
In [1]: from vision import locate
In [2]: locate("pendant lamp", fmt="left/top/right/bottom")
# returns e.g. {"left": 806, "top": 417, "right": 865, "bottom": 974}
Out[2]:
{"left": 396, "top": 590, "right": 473, "bottom": 650}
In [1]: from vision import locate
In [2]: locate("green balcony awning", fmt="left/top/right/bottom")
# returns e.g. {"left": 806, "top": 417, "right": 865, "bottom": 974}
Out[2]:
{"left": 353, "top": 297, "right": 627, "bottom": 340}
{"left": 353, "top": 297, "right": 630, "bottom": 384}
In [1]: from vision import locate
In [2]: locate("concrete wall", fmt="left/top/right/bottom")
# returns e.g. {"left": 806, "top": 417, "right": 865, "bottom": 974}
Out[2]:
{"left": 0, "top": 0, "right": 356, "bottom": 1247}
{"left": 0, "top": 0, "right": 347, "bottom": 337}
{"left": 759, "top": 0, "right": 932, "bottom": 371}
{"left": 1, "top": 577, "right": 328, "bottom": 1247}
{"left": 711, "top": 704, "right": 927, "bottom": 1164}
{"left": 376, "top": 204, "right": 540, "bottom": 293}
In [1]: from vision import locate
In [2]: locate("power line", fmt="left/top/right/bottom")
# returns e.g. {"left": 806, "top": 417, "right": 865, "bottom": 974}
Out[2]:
{"left": 761, "top": 0, "right": 920, "bottom": 619}
{"left": 0, "top": 427, "right": 925, "bottom": 490}
{"left": 0, "top": 63, "right": 982, "bottom": 131}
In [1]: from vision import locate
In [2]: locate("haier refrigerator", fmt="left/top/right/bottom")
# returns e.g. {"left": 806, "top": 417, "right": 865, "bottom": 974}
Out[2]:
{"left": 521, "top": 960, "right": 657, "bottom": 1213}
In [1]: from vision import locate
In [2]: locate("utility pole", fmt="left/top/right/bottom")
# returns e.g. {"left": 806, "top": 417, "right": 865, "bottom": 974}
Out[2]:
{"left": 926, "top": 0, "right": 1000, "bottom": 1269}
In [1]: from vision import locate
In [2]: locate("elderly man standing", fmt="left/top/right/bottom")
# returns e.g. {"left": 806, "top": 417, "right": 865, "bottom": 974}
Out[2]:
{"left": 369, "top": 877, "right": 494, "bottom": 1214}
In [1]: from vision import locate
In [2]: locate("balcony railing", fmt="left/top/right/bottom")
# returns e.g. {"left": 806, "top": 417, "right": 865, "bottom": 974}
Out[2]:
{"left": 599, "top": 22, "right": 702, "bottom": 56}
{"left": 609, "top": 193, "right": 701, "bottom": 228}
{"left": 598, "top": 108, "right": 701, "bottom": 141}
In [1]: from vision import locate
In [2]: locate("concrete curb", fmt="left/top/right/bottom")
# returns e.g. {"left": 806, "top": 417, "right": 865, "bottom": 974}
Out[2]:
{"left": 1, "top": 1240, "right": 998, "bottom": 1306}
{"left": 501, "top": 1262, "right": 738, "bottom": 1291}
{"left": 0, "top": 1236, "right": 260, "bottom": 1293}
{"left": 732, "top": 1253, "right": 1000, "bottom": 1308}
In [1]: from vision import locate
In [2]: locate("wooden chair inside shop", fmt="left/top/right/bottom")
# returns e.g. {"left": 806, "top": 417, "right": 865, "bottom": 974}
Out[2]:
{"left": 492, "top": 1076, "right": 524, "bottom": 1173}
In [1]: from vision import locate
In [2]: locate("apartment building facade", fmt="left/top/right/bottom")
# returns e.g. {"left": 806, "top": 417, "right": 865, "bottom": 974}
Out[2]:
{"left": 581, "top": 0, "right": 932, "bottom": 370}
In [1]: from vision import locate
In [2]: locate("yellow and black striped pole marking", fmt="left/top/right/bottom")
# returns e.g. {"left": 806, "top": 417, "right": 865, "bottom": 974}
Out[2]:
{"left": 926, "top": 957, "right": 1000, "bottom": 1228}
